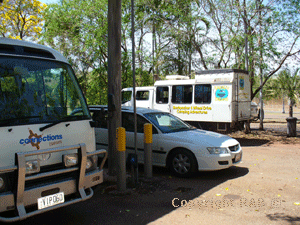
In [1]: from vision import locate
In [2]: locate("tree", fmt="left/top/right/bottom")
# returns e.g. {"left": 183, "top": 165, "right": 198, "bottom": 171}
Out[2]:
{"left": 249, "top": 0, "right": 300, "bottom": 100}
{"left": 43, "top": 0, "right": 145, "bottom": 104}
{"left": 42, "top": 0, "right": 109, "bottom": 103}
{"left": 266, "top": 69, "right": 300, "bottom": 117}
{"left": 0, "top": 0, "right": 46, "bottom": 41}
{"left": 191, "top": 0, "right": 300, "bottom": 101}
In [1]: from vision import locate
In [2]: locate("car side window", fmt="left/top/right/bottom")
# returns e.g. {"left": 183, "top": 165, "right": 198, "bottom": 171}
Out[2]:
{"left": 122, "top": 112, "right": 158, "bottom": 134}
{"left": 122, "top": 112, "right": 134, "bottom": 132}
{"left": 92, "top": 110, "right": 108, "bottom": 128}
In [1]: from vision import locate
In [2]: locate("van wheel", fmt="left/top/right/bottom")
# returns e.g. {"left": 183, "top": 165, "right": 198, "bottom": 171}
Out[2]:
{"left": 168, "top": 149, "right": 198, "bottom": 178}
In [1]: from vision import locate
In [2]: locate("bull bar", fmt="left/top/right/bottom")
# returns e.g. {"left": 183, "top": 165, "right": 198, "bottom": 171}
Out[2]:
{"left": 0, "top": 143, "right": 107, "bottom": 222}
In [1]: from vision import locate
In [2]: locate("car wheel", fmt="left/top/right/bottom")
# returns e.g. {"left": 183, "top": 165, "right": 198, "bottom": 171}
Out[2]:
{"left": 168, "top": 149, "right": 198, "bottom": 178}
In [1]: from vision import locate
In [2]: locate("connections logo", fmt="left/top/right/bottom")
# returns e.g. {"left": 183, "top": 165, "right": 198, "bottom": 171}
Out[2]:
{"left": 19, "top": 129, "right": 63, "bottom": 150}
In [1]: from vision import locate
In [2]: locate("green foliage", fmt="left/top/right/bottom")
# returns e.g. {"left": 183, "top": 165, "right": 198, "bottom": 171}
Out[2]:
{"left": 40, "top": 0, "right": 300, "bottom": 104}
{"left": 265, "top": 68, "right": 300, "bottom": 116}
{"left": 266, "top": 69, "right": 300, "bottom": 100}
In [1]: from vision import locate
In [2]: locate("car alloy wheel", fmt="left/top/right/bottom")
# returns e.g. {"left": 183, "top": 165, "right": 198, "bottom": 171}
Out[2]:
{"left": 169, "top": 149, "right": 197, "bottom": 178}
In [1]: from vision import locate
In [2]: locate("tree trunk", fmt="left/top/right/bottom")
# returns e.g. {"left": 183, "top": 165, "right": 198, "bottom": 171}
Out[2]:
{"left": 108, "top": 0, "right": 122, "bottom": 176}
{"left": 289, "top": 98, "right": 293, "bottom": 117}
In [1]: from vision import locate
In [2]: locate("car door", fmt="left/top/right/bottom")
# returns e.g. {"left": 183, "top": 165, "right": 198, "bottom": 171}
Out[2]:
{"left": 91, "top": 109, "right": 109, "bottom": 150}
{"left": 122, "top": 112, "right": 161, "bottom": 165}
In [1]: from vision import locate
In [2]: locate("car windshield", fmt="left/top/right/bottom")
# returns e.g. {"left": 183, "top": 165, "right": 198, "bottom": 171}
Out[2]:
{"left": 143, "top": 112, "right": 194, "bottom": 133}
{"left": 0, "top": 56, "right": 90, "bottom": 126}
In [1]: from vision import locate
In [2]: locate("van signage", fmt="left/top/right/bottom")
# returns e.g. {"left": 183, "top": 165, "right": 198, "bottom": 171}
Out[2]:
{"left": 215, "top": 86, "right": 229, "bottom": 101}
{"left": 19, "top": 129, "right": 63, "bottom": 150}
{"left": 173, "top": 106, "right": 212, "bottom": 115}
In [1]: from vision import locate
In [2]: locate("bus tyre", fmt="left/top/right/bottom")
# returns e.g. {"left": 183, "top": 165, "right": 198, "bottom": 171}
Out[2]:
{"left": 168, "top": 149, "right": 198, "bottom": 178}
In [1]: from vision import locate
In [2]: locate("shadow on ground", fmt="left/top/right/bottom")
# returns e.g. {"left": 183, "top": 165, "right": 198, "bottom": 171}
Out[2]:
{"left": 234, "top": 138, "right": 270, "bottom": 147}
{"left": 8, "top": 166, "right": 249, "bottom": 225}
{"left": 266, "top": 213, "right": 300, "bottom": 223}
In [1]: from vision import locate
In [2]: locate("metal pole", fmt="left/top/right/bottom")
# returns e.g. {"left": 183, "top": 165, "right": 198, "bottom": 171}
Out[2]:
{"left": 244, "top": 0, "right": 248, "bottom": 71}
{"left": 131, "top": 0, "right": 138, "bottom": 184}
{"left": 282, "top": 90, "right": 285, "bottom": 113}
{"left": 152, "top": 24, "right": 155, "bottom": 84}
{"left": 244, "top": 0, "right": 251, "bottom": 133}
{"left": 258, "top": 0, "right": 264, "bottom": 130}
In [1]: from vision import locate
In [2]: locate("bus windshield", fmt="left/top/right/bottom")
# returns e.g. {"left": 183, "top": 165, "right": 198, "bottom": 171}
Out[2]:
{"left": 0, "top": 56, "right": 90, "bottom": 126}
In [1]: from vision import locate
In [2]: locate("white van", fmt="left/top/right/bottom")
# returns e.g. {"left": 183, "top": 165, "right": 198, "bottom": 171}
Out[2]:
{"left": 122, "top": 69, "right": 252, "bottom": 132}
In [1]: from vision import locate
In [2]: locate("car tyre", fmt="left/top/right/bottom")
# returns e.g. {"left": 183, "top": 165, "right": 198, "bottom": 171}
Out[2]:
{"left": 168, "top": 149, "right": 198, "bottom": 178}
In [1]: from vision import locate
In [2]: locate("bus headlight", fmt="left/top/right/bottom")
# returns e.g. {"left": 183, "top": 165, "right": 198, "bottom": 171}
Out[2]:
{"left": 86, "top": 158, "right": 93, "bottom": 170}
{"left": 64, "top": 153, "right": 78, "bottom": 167}
{"left": 64, "top": 154, "right": 97, "bottom": 171}
{"left": 25, "top": 160, "right": 40, "bottom": 174}
{"left": 86, "top": 155, "right": 98, "bottom": 171}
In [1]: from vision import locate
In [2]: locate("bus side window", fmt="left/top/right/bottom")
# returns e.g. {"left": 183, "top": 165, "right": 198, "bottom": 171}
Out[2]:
{"left": 195, "top": 84, "right": 211, "bottom": 104}
{"left": 172, "top": 85, "right": 192, "bottom": 104}
{"left": 136, "top": 91, "right": 149, "bottom": 100}
{"left": 156, "top": 86, "right": 169, "bottom": 104}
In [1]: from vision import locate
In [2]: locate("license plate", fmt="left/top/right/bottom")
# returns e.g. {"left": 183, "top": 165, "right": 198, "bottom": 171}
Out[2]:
{"left": 38, "top": 192, "right": 64, "bottom": 210}
{"left": 235, "top": 153, "right": 242, "bottom": 162}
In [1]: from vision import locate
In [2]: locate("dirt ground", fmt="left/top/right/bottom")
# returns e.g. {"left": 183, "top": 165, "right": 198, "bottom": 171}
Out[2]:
{"left": 149, "top": 142, "right": 300, "bottom": 225}
{"left": 91, "top": 124, "right": 300, "bottom": 225}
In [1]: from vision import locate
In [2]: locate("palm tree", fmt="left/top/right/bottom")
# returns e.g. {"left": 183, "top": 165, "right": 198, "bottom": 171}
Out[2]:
{"left": 267, "top": 68, "right": 300, "bottom": 117}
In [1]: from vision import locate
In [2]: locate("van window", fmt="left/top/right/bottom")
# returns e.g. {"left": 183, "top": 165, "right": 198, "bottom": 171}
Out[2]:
{"left": 171, "top": 85, "right": 192, "bottom": 104}
{"left": 194, "top": 84, "right": 211, "bottom": 104}
{"left": 156, "top": 86, "right": 169, "bottom": 104}
{"left": 122, "top": 90, "right": 132, "bottom": 104}
{"left": 136, "top": 91, "right": 149, "bottom": 100}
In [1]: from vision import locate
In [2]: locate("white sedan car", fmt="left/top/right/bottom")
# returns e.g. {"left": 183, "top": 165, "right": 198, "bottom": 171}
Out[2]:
{"left": 89, "top": 106, "right": 242, "bottom": 178}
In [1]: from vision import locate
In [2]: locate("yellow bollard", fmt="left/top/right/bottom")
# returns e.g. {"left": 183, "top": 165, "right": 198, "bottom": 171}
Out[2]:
{"left": 116, "top": 127, "right": 126, "bottom": 191}
{"left": 144, "top": 123, "right": 153, "bottom": 144}
{"left": 116, "top": 127, "right": 126, "bottom": 152}
{"left": 144, "top": 123, "right": 152, "bottom": 178}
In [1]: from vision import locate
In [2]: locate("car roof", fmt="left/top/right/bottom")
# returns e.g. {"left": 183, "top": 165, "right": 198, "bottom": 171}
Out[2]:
{"left": 88, "top": 105, "right": 163, "bottom": 115}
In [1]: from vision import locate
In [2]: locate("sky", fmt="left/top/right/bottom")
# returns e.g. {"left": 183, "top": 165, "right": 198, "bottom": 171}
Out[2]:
{"left": 39, "top": 0, "right": 59, "bottom": 4}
